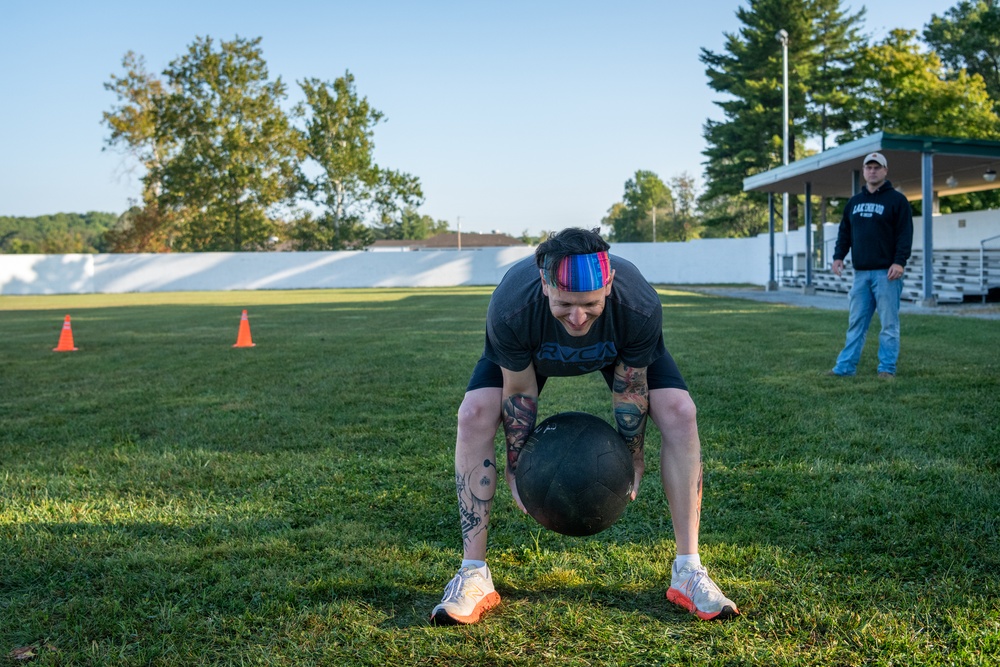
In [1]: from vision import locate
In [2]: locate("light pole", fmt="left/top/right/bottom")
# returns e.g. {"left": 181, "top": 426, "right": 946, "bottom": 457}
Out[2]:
{"left": 776, "top": 29, "right": 790, "bottom": 264}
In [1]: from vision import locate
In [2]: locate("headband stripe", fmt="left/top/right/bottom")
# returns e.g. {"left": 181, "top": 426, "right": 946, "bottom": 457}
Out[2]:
{"left": 544, "top": 251, "right": 611, "bottom": 291}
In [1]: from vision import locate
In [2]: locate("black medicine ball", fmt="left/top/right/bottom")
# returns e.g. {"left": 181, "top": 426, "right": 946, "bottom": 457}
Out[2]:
{"left": 515, "top": 411, "right": 634, "bottom": 536}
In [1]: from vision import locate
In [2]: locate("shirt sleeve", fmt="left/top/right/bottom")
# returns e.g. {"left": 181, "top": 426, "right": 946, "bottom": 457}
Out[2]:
{"left": 619, "top": 306, "right": 665, "bottom": 369}
{"left": 484, "top": 303, "right": 533, "bottom": 372}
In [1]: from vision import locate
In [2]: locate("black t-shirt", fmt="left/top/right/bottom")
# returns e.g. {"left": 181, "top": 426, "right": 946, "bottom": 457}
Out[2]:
{"left": 484, "top": 254, "right": 666, "bottom": 377}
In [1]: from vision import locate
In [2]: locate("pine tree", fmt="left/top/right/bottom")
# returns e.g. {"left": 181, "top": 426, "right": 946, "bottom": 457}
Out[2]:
{"left": 699, "top": 0, "right": 865, "bottom": 236}
{"left": 805, "top": 0, "right": 867, "bottom": 149}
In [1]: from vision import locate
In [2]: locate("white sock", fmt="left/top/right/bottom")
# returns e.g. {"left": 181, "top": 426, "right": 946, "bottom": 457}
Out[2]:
{"left": 462, "top": 559, "right": 487, "bottom": 571}
{"left": 674, "top": 553, "right": 702, "bottom": 572}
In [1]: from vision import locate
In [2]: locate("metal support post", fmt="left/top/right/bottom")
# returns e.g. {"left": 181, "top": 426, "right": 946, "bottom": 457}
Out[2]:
{"left": 921, "top": 153, "right": 936, "bottom": 306}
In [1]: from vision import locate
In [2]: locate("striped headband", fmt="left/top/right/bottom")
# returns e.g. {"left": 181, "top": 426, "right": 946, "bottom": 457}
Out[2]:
{"left": 543, "top": 251, "right": 612, "bottom": 292}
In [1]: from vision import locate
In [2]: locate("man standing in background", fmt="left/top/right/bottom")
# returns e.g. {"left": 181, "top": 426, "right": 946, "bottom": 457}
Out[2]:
{"left": 828, "top": 152, "right": 914, "bottom": 379}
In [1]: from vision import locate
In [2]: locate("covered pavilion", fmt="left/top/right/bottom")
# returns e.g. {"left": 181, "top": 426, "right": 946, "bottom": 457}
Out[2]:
{"left": 743, "top": 131, "right": 1000, "bottom": 305}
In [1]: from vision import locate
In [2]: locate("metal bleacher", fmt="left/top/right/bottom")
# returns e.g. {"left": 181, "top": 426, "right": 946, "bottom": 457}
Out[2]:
{"left": 785, "top": 247, "right": 1000, "bottom": 304}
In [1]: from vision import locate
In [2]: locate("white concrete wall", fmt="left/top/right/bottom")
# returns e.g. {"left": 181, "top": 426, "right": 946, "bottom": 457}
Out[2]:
{"left": 0, "top": 247, "right": 539, "bottom": 295}
{"left": 0, "top": 240, "right": 770, "bottom": 296}
{"left": 0, "top": 254, "right": 97, "bottom": 295}
{"left": 2, "top": 213, "right": 997, "bottom": 296}
{"left": 91, "top": 248, "right": 538, "bottom": 293}
{"left": 611, "top": 235, "right": 772, "bottom": 285}
{"left": 919, "top": 209, "right": 1000, "bottom": 249}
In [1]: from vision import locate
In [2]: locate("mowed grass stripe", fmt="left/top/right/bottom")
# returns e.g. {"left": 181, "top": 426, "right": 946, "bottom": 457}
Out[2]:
{"left": 1, "top": 287, "right": 997, "bottom": 666}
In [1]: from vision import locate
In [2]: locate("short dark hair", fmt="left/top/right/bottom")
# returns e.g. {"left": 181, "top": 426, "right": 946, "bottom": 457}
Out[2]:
{"left": 534, "top": 227, "right": 609, "bottom": 269}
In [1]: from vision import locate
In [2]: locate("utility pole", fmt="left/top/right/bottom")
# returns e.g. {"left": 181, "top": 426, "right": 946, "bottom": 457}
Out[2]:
{"left": 776, "top": 28, "right": 791, "bottom": 274}
{"left": 775, "top": 28, "right": 792, "bottom": 284}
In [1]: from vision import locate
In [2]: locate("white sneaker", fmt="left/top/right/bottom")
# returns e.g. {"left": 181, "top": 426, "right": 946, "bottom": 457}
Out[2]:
{"left": 666, "top": 562, "right": 740, "bottom": 620}
{"left": 430, "top": 565, "right": 501, "bottom": 625}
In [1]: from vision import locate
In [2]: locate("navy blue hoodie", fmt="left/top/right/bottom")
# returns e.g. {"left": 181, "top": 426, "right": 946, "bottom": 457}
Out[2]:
{"left": 833, "top": 180, "right": 914, "bottom": 271}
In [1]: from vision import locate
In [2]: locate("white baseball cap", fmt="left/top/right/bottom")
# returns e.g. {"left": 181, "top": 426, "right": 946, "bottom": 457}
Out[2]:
{"left": 863, "top": 152, "right": 888, "bottom": 168}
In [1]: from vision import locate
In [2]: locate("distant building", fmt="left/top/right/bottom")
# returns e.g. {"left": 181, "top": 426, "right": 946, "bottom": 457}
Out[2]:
{"left": 367, "top": 231, "right": 526, "bottom": 252}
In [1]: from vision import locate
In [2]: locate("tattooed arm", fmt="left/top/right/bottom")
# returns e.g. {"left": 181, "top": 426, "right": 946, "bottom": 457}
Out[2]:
{"left": 500, "top": 366, "right": 539, "bottom": 513}
{"left": 613, "top": 362, "right": 648, "bottom": 501}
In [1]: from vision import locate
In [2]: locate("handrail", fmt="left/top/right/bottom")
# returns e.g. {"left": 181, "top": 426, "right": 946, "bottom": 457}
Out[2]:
{"left": 979, "top": 234, "right": 1000, "bottom": 296}
{"left": 823, "top": 237, "right": 838, "bottom": 268}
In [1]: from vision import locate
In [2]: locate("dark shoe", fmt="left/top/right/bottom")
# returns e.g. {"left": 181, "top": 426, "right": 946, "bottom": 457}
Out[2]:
{"left": 877, "top": 372, "right": 895, "bottom": 380}
{"left": 825, "top": 370, "right": 847, "bottom": 377}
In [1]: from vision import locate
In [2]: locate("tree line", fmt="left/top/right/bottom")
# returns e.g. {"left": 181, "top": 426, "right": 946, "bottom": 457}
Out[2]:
{"left": 0, "top": 213, "right": 117, "bottom": 254}
{"left": 603, "top": 0, "right": 1000, "bottom": 242}
{"left": 6, "top": 2, "right": 1000, "bottom": 253}
{"left": 99, "top": 36, "right": 450, "bottom": 253}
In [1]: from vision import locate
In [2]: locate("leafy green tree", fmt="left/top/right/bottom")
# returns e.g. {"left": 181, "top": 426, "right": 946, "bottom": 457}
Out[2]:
{"left": 604, "top": 170, "right": 674, "bottom": 242}
{"left": 102, "top": 53, "right": 180, "bottom": 250}
{"left": 602, "top": 202, "right": 629, "bottom": 243}
{"left": 0, "top": 213, "right": 116, "bottom": 254}
{"left": 103, "top": 197, "right": 178, "bottom": 253}
{"left": 292, "top": 73, "right": 423, "bottom": 250}
{"left": 843, "top": 29, "right": 1000, "bottom": 141}
{"left": 286, "top": 210, "right": 374, "bottom": 250}
{"left": 377, "top": 207, "right": 449, "bottom": 240}
{"left": 102, "top": 52, "right": 173, "bottom": 194}
{"left": 924, "top": 0, "right": 1000, "bottom": 115}
{"left": 924, "top": 6, "right": 1000, "bottom": 216}
{"left": 662, "top": 173, "right": 703, "bottom": 242}
{"left": 630, "top": 170, "right": 675, "bottom": 243}
{"left": 698, "top": 192, "right": 770, "bottom": 238}
{"left": 520, "top": 230, "right": 550, "bottom": 245}
{"left": 0, "top": 232, "right": 36, "bottom": 254}
{"left": 153, "top": 36, "right": 301, "bottom": 251}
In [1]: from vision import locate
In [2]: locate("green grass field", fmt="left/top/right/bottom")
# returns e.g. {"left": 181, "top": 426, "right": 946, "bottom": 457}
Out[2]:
{"left": 1, "top": 287, "right": 998, "bottom": 666}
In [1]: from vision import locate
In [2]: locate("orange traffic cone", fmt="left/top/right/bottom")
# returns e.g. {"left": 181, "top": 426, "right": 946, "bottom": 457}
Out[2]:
{"left": 53, "top": 314, "right": 78, "bottom": 352}
{"left": 233, "top": 310, "right": 255, "bottom": 348}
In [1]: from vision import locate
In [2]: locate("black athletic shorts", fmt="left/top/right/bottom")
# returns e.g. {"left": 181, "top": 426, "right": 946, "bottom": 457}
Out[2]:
{"left": 465, "top": 350, "right": 688, "bottom": 393}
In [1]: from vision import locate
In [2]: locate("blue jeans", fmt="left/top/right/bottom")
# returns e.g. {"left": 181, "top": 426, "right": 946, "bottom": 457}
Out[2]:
{"left": 832, "top": 269, "right": 903, "bottom": 375}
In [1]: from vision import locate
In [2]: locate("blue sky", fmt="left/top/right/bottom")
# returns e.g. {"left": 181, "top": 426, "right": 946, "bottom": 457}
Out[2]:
{"left": 0, "top": 0, "right": 953, "bottom": 237}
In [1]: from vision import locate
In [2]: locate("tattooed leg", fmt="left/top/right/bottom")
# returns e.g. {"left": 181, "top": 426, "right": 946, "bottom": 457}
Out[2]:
{"left": 458, "top": 458, "right": 496, "bottom": 554}
{"left": 455, "top": 387, "right": 503, "bottom": 561}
